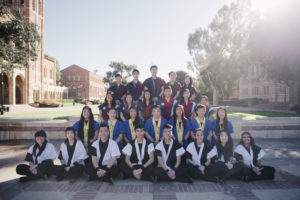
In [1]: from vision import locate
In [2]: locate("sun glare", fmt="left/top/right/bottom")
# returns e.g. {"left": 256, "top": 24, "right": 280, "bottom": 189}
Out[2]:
{"left": 251, "top": 0, "right": 286, "bottom": 15}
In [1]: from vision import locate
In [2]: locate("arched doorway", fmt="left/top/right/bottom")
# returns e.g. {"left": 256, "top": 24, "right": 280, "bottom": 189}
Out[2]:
{"left": 15, "top": 75, "right": 24, "bottom": 104}
{"left": 0, "top": 72, "right": 9, "bottom": 104}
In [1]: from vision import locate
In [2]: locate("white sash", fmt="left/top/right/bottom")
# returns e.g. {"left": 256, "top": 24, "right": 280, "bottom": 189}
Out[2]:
{"left": 195, "top": 142, "right": 204, "bottom": 166}
{"left": 134, "top": 138, "right": 146, "bottom": 165}
{"left": 162, "top": 139, "right": 173, "bottom": 170}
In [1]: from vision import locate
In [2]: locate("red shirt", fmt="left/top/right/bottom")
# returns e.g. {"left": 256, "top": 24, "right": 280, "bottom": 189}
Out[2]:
{"left": 163, "top": 97, "right": 174, "bottom": 120}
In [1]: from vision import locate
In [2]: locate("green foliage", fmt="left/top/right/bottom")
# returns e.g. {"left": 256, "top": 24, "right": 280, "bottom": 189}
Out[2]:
{"left": 0, "top": 5, "right": 40, "bottom": 72}
{"left": 187, "top": 0, "right": 258, "bottom": 102}
{"left": 104, "top": 61, "right": 137, "bottom": 86}
{"left": 175, "top": 70, "right": 187, "bottom": 85}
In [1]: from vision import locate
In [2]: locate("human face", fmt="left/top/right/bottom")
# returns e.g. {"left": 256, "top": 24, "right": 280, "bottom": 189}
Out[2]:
{"left": 200, "top": 97, "right": 207, "bottom": 105}
{"left": 83, "top": 108, "right": 90, "bottom": 120}
{"left": 218, "top": 109, "right": 226, "bottom": 120}
{"left": 99, "top": 127, "right": 108, "bottom": 141}
{"left": 220, "top": 131, "right": 228, "bottom": 145}
{"left": 136, "top": 128, "right": 144, "bottom": 139}
{"left": 184, "top": 77, "right": 190, "bottom": 85}
{"left": 175, "top": 106, "right": 183, "bottom": 118}
{"left": 195, "top": 131, "right": 204, "bottom": 144}
{"left": 150, "top": 67, "right": 157, "bottom": 77}
{"left": 35, "top": 136, "right": 45, "bottom": 146}
{"left": 133, "top": 71, "right": 139, "bottom": 80}
{"left": 196, "top": 108, "right": 206, "bottom": 118}
{"left": 164, "top": 88, "right": 172, "bottom": 98}
{"left": 66, "top": 130, "right": 75, "bottom": 141}
{"left": 106, "top": 93, "right": 113, "bottom": 103}
{"left": 169, "top": 73, "right": 176, "bottom": 81}
{"left": 242, "top": 134, "right": 251, "bottom": 145}
{"left": 183, "top": 91, "right": 190, "bottom": 100}
{"left": 108, "top": 109, "right": 116, "bottom": 120}
{"left": 144, "top": 91, "right": 151, "bottom": 100}
{"left": 129, "top": 108, "right": 137, "bottom": 119}
{"left": 115, "top": 76, "right": 122, "bottom": 84}
{"left": 152, "top": 108, "right": 161, "bottom": 119}
{"left": 126, "top": 94, "right": 133, "bottom": 104}
{"left": 163, "top": 128, "right": 172, "bottom": 141}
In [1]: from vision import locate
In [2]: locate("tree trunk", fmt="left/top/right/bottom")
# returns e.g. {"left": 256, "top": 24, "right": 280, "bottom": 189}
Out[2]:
{"left": 213, "top": 87, "right": 219, "bottom": 106}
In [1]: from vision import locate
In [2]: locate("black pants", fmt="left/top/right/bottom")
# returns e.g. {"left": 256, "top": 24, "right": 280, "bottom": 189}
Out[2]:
{"left": 241, "top": 165, "right": 275, "bottom": 181}
{"left": 85, "top": 161, "right": 119, "bottom": 181}
{"left": 16, "top": 159, "right": 53, "bottom": 180}
{"left": 154, "top": 165, "right": 191, "bottom": 183}
{"left": 206, "top": 161, "right": 243, "bottom": 181}
{"left": 51, "top": 164, "right": 84, "bottom": 180}
{"left": 119, "top": 162, "right": 154, "bottom": 181}
{"left": 186, "top": 163, "right": 218, "bottom": 182}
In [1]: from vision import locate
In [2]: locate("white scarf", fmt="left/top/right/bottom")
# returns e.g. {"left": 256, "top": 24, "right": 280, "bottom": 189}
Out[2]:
{"left": 162, "top": 139, "right": 173, "bottom": 170}
{"left": 134, "top": 138, "right": 146, "bottom": 165}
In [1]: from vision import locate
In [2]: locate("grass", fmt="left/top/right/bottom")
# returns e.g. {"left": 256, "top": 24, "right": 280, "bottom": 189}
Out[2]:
{"left": 228, "top": 111, "right": 300, "bottom": 120}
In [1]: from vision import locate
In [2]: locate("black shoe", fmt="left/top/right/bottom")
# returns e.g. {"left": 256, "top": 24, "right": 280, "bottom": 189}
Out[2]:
{"left": 56, "top": 176, "right": 64, "bottom": 181}
{"left": 88, "top": 175, "right": 97, "bottom": 181}
{"left": 102, "top": 177, "right": 114, "bottom": 184}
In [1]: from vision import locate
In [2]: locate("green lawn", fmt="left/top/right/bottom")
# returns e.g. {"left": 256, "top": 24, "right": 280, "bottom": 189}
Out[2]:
{"left": 228, "top": 111, "right": 300, "bottom": 120}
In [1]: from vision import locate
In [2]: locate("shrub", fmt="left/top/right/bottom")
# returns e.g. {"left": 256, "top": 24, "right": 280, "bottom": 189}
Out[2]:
{"left": 35, "top": 99, "right": 62, "bottom": 107}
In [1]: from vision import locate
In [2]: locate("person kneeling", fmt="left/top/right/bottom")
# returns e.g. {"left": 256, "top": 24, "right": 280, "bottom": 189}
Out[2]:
{"left": 16, "top": 130, "right": 57, "bottom": 183}
{"left": 85, "top": 124, "right": 120, "bottom": 183}
{"left": 52, "top": 127, "right": 88, "bottom": 183}
{"left": 120, "top": 124, "right": 155, "bottom": 181}
{"left": 234, "top": 132, "right": 275, "bottom": 181}
{"left": 154, "top": 124, "right": 192, "bottom": 183}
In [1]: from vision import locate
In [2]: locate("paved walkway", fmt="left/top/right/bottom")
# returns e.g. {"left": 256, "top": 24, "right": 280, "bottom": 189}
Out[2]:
{"left": 0, "top": 138, "right": 300, "bottom": 200}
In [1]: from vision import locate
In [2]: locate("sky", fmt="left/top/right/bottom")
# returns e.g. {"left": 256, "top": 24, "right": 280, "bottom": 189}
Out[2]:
{"left": 44, "top": 0, "right": 234, "bottom": 81}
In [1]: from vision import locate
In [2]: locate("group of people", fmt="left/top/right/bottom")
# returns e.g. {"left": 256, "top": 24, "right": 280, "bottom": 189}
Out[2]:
{"left": 16, "top": 65, "right": 275, "bottom": 184}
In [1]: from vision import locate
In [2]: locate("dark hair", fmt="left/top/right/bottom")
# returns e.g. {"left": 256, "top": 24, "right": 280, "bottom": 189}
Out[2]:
{"left": 163, "top": 124, "right": 173, "bottom": 130}
{"left": 195, "top": 104, "right": 206, "bottom": 114}
{"left": 65, "top": 127, "right": 76, "bottom": 135}
{"left": 216, "top": 107, "right": 228, "bottom": 134}
{"left": 104, "top": 91, "right": 116, "bottom": 107}
{"left": 184, "top": 75, "right": 193, "bottom": 87}
{"left": 115, "top": 73, "right": 122, "bottom": 78}
{"left": 152, "top": 105, "right": 161, "bottom": 112}
{"left": 34, "top": 130, "right": 47, "bottom": 138}
{"left": 194, "top": 128, "right": 203, "bottom": 134}
{"left": 99, "top": 123, "right": 109, "bottom": 130}
{"left": 168, "top": 71, "right": 176, "bottom": 76}
{"left": 163, "top": 85, "right": 172, "bottom": 91}
{"left": 129, "top": 107, "right": 140, "bottom": 129}
{"left": 173, "top": 104, "right": 186, "bottom": 130}
{"left": 142, "top": 90, "right": 153, "bottom": 107}
{"left": 201, "top": 95, "right": 209, "bottom": 105}
{"left": 150, "top": 65, "right": 158, "bottom": 70}
{"left": 78, "top": 106, "right": 95, "bottom": 141}
{"left": 181, "top": 88, "right": 190, "bottom": 101}
{"left": 107, "top": 107, "right": 117, "bottom": 113}
{"left": 239, "top": 132, "right": 261, "bottom": 165}
{"left": 132, "top": 69, "right": 139, "bottom": 74}
{"left": 124, "top": 93, "right": 133, "bottom": 110}
{"left": 134, "top": 123, "right": 145, "bottom": 131}
{"left": 216, "top": 131, "right": 233, "bottom": 162}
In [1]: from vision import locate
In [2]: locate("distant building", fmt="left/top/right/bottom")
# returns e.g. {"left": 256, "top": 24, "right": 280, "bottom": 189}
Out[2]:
{"left": 1, "top": 0, "right": 67, "bottom": 105}
{"left": 60, "top": 64, "right": 105, "bottom": 100}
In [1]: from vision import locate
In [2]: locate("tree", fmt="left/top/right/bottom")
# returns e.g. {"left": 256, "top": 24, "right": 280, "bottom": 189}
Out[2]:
{"left": 0, "top": 4, "right": 40, "bottom": 72}
{"left": 175, "top": 70, "right": 188, "bottom": 85}
{"left": 104, "top": 61, "right": 137, "bottom": 86}
{"left": 188, "top": 0, "right": 257, "bottom": 106}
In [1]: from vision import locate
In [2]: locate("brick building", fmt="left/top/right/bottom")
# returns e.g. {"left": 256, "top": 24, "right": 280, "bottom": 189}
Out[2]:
{"left": 239, "top": 65, "right": 300, "bottom": 107}
{"left": 0, "top": 0, "right": 67, "bottom": 105}
{"left": 60, "top": 64, "right": 105, "bottom": 100}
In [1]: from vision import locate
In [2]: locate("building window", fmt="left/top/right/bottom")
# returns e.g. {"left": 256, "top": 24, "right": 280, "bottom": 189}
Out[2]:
{"left": 78, "top": 93, "right": 81, "bottom": 97}
{"left": 32, "top": 0, "right": 36, "bottom": 11}
{"left": 243, "top": 88, "right": 248, "bottom": 95}
{"left": 73, "top": 76, "right": 76, "bottom": 81}
{"left": 78, "top": 75, "right": 80, "bottom": 81}
{"left": 38, "top": 0, "right": 43, "bottom": 15}
{"left": 264, "top": 86, "right": 269, "bottom": 95}
{"left": 252, "top": 87, "right": 259, "bottom": 95}
{"left": 68, "top": 76, "right": 71, "bottom": 81}
{"left": 85, "top": 76, "right": 87, "bottom": 81}
{"left": 73, "top": 86, "right": 76, "bottom": 89}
